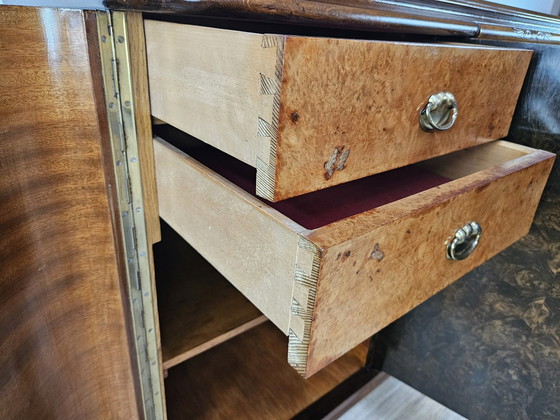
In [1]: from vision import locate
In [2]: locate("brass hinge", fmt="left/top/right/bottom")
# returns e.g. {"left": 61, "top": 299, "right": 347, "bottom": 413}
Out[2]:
{"left": 96, "top": 11, "right": 165, "bottom": 420}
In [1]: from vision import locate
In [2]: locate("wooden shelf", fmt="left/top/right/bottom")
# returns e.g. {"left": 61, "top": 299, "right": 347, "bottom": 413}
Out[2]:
{"left": 165, "top": 322, "right": 368, "bottom": 419}
{"left": 155, "top": 221, "right": 266, "bottom": 370}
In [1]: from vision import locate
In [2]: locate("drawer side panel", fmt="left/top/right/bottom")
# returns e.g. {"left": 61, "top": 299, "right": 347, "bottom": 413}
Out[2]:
{"left": 153, "top": 138, "right": 299, "bottom": 333}
{"left": 145, "top": 20, "right": 283, "bottom": 199}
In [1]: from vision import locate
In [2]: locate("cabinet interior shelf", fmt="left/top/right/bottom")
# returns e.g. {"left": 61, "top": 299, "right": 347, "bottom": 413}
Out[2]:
{"left": 165, "top": 322, "right": 368, "bottom": 419}
{"left": 155, "top": 221, "right": 267, "bottom": 370}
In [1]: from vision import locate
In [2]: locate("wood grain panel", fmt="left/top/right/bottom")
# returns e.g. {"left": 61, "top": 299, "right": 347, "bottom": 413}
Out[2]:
{"left": 274, "top": 37, "right": 532, "bottom": 200}
{"left": 0, "top": 6, "right": 138, "bottom": 419}
{"left": 164, "top": 322, "right": 367, "bottom": 420}
{"left": 145, "top": 19, "right": 281, "bottom": 198}
{"left": 106, "top": 0, "right": 481, "bottom": 37}
{"left": 302, "top": 147, "right": 554, "bottom": 376}
{"left": 154, "top": 222, "right": 266, "bottom": 369}
{"left": 98, "top": 0, "right": 560, "bottom": 42}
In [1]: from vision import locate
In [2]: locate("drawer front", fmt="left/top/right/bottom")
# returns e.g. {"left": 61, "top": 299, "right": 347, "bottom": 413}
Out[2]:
{"left": 154, "top": 136, "right": 553, "bottom": 378}
{"left": 146, "top": 20, "right": 532, "bottom": 201}
{"left": 300, "top": 147, "right": 554, "bottom": 376}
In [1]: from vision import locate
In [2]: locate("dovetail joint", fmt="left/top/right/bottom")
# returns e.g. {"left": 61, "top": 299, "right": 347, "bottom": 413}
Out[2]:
{"left": 255, "top": 35, "right": 285, "bottom": 201}
{"left": 288, "top": 237, "right": 320, "bottom": 376}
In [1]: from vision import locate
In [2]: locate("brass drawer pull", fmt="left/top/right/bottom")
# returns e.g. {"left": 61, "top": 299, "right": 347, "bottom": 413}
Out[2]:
{"left": 447, "top": 221, "right": 482, "bottom": 261}
{"left": 420, "top": 92, "right": 458, "bottom": 131}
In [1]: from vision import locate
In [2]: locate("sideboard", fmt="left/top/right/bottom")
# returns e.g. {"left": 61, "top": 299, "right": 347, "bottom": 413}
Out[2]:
{"left": 1, "top": 2, "right": 558, "bottom": 419}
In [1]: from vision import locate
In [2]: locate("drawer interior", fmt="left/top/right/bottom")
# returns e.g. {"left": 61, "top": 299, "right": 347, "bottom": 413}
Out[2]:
{"left": 154, "top": 124, "right": 531, "bottom": 229}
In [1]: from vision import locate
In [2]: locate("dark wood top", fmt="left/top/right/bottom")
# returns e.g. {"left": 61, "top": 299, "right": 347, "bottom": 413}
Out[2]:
{"left": 104, "top": 0, "right": 560, "bottom": 41}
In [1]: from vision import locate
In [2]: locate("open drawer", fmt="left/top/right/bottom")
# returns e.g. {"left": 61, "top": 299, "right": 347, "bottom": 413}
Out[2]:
{"left": 145, "top": 20, "right": 533, "bottom": 201}
{"left": 153, "top": 127, "right": 554, "bottom": 377}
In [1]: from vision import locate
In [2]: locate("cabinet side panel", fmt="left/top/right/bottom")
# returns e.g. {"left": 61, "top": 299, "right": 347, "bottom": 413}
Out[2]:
{"left": 0, "top": 6, "right": 139, "bottom": 419}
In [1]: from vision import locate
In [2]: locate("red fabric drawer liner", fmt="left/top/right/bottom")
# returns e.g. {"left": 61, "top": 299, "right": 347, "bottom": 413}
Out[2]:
{"left": 156, "top": 125, "right": 450, "bottom": 230}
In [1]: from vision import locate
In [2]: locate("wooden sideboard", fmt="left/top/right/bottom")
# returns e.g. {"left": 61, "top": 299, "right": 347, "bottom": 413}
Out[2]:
{"left": 2, "top": 2, "right": 559, "bottom": 419}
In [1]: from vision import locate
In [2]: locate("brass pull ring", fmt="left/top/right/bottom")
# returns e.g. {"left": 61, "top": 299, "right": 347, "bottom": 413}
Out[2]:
{"left": 447, "top": 221, "right": 482, "bottom": 261}
{"left": 420, "top": 92, "right": 458, "bottom": 131}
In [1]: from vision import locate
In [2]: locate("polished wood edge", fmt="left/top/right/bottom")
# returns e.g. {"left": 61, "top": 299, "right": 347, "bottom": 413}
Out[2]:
{"left": 84, "top": 10, "right": 145, "bottom": 418}
{"left": 126, "top": 11, "right": 162, "bottom": 245}
{"left": 368, "top": 0, "right": 560, "bottom": 33}
{"left": 103, "top": 0, "right": 560, "bottom": 41}
{"left": 478, "top": 23, "right": 560, "bottom": 43}
{"left": 421, "top": 0, "right": 560, "bottom": 27}
{"left": 104, "top": 0, "right": 479, "bottom": 38}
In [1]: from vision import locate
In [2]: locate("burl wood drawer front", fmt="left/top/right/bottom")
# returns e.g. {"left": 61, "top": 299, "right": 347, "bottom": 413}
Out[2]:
{"left": 154, "top": 131, "right": 554, "bottom": 378}
{"left": 146, "top": 20, "right": 533, "bottom": 202}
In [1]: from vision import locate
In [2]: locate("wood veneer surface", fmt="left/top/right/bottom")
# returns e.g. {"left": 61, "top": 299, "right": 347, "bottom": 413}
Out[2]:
{"left": 104, "top": 0, "right": 560, "bottom": 42}
{"left": 164, "top": 322, "right": 367, "bottom": 419}
{"left": 156, "top": 126, "right": 554, "bottom": 377}
{"left": 0, "top": 6, "right": 138, "bottom": 419}
{"left": 303, "top": 147, "right": 553, "bottom": 375}
{"left": 272, "top": 36, "right": 530, "bottom": 200}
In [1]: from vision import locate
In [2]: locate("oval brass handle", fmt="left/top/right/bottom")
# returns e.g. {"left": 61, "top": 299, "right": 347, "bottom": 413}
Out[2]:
{"left": 446, "top": 221, "right": 482, "bottom": 261}
{"left": 420, "top": 92, "right": 458, "bottom": 131}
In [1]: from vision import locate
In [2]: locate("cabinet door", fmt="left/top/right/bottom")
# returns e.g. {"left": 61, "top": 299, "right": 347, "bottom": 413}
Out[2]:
{"left": 0, "top": 6, "right": 140, "bottom": 419}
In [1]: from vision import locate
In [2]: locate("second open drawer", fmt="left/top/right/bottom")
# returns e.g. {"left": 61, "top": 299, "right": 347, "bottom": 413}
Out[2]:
{"left": 153, "top": 129, "right": 554, "bottom": 378}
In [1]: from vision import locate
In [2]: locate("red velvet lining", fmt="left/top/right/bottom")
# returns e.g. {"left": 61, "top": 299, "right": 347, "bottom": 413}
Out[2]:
{"left": 157, "top": 125, "right": 451, "bottom": 230}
